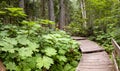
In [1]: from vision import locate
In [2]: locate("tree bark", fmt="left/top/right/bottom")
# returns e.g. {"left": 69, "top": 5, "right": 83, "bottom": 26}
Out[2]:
{"left": 48, "top": 0, "right": 55, "bottom": 29}
{"left": 80, "top": 0, "right": 87, "bottom": 28}
{"left": 41, "top": 0, "right": 46, "bottom": 18}
{"left": 59, "top": 0, "right": 65, "bottom": 30}
{"left": 19, "top": 0, "right": 25, "bottom": 9}
{"left": 0, "top": 60, "right": 6, "bottom": 71}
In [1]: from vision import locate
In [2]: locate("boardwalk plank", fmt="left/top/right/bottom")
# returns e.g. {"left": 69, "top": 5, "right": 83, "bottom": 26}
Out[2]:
{"left": 73, "top": 37, "right": 115, "bottom": 71}
{"left": 78, "top": 40, "right": 104, "bottom": 53}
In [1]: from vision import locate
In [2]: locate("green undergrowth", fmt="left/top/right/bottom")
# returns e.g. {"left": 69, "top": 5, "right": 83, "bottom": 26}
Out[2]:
{"left": 89, "top": 32, "right": 114, "bottom": 54}
{"left": 116, "top": 56, "right": 120, "bottom": 70}
{"left": 0, "top": 22, "right": 81, "bottom": 71}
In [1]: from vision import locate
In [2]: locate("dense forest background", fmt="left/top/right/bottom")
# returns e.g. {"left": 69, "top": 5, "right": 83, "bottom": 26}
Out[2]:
{"left": 0, "top": 0, "right": 120, "bottom": 71}
{"left": 1, "top": 0, "right": 120, "bottom": 36}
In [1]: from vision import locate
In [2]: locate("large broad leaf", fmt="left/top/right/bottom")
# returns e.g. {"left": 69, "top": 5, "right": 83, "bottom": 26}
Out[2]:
{"left": 0, "top": 11, "right": 6, "bottom": 15}
{"left": 36, "top": 56, "right": 53, "bottom": 69}
{"left": 56, "top": 55, "right": 67, "bottom": 62}
{"left": 25, "top": 57, "right": 37, "bottom": 69}
{"left": 6, "top": 62, "right": 17, "bottom": 71}
{"left": 58, "top": 49, "right": 66, "bottom": 55}
{"left": 63, "top": 63, "right": 74, "bottom": 71}
{"left": 18, "top": 48, "right": 33, "bottom": 58}
{"left": 19, "top": 61, "right": 32, "bottom": 71}
{"left": 43, "top": 56, "right": 54, "bottom": 69}
{"left": 0, "top": 41, "right": 15, "bottom": 53}
{"left": 16, "top": 35, "right": 30, "bottom": 45}
{"left": 3, "top": 37, "right": 17, "bottom": 45}
{"left": 0, "top": 31, "right": 8, "bottom": 36}
{"left": 40, "top": 19, "right": 55, "bottom": 25}
{"left": 36, "top": 57, "right": 43, "bottom": 69}
{"left": 28, "top": 42, "right": 39, "bottom": 52}
{"left": 44, "top": 48, "right": 57, "bottom": 56}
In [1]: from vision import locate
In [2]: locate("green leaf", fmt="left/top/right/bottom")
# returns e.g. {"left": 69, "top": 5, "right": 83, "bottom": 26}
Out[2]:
{"left": 36, "top": 57, "right": 43, "bottom": 69}
{"left": 3, "top": 37, "right": 17, "bottom": 45}
{"left": 63, "top": 64, "right": 73, "bottom": 71}
{"left": 21, "top": 20, "right": 36, "bottom": 26}
{"left": 28, "top": 42, "right": 39, "bottom": 52}
{"left": 21, "top": 20, "right": 29, "bottom": 25}
{"left": 36, "top": 56, "right": 54, "bottom": 69}
{"left": 0, "top": 11, "right": 6, "bottom": 15}
{"left": 39, "top": 19, "right": 55, "bottom": 25}
{"left": 16, "top": 35, "right": 30, "bottom": 45}
{"left": 6, "top": 62, "right": 17, "bottom": 71}
{"left": 58, "top": 49, "right": 66, "bottom": 55}
{"left": 57, "top": 56, "right": 67, "bottom": 62}
{"left": 25, "top": 57, "right": 37, "bottom": 68}
{"left": 0, "top": 41, "right": 15, "bottom": 53}
{"left": 18, "top": 48, "right": 33, "bottom": 58}
{"left": 5, "top": 8, "right": 27, "bottom": 17}
{"left": 0, "top": 31, "right": 8, "bottom": 37}
{"left": 43, "top": 56, "right": 54, "bottom": 69}
{"left": 23, "top": 68, "right": 31, "bottom": 71}
{"left": 44, "top": 48, "right": 57, "bottom": 56}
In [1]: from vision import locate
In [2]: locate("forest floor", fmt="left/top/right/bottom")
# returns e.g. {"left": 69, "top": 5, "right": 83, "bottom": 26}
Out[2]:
{"left": 72, "top": 37, "right": 114, "bottom": 71}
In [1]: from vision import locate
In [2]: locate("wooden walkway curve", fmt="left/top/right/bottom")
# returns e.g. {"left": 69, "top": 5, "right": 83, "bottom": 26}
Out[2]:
{"left": 72, "top": 37, "right": 114, "bottom": 71}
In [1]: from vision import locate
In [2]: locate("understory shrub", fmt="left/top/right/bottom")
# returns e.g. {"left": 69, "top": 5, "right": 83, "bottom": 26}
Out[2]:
{"left": 116, "top": 56, "right": 120, "bottom": 70}
{"left": 0, "top": 22, "right": 81, "bottom": 71}
{"left": 89, "top": 23, "right": 115, "bottom": 54}
{"left": 65, "top": 22, "right": 87, "bottom": 36}
{"left": 114, "top": 28, "right": 120, "bottom": 45}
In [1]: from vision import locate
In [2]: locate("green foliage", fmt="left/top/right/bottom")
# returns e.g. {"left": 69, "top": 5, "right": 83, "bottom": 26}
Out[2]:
{"left": 89, "top": 22, "right": 115, "bottom": 54}
{"left": 0, "top": 22, "right": 81, "bottom": 71}
{"left": 89, "top": 32, "right": 114, "bottom": 54}
{"left": 36, "top": 56, "right": 54, "bottom": 69}
{"left": 116, "top": 56, "right": 120, "bottom": 70}
{"left": 111, "top": 2, "right": 120, "bottom": 26}
{"left": 0, "top": 7, "right": 26, "bottom": 24}
{"left": 5, "top": 8, "right": 27, "bottom": 17}
{"left": 87, "top": 0, "right": 118, "bottom": 54}
{"left": 114, "top": 28, "right": 120, "bottom": 45}
{"left": 65, "top": 10, "right": 87, "bottom": 36}
{"left": 0, "top": 7, "right": 26, "bottom": 17}
{"left": 38, "top": 19, "right": 55, "bottom": 25}
{"left": 66, "top": 22, "right": 87, "bottom": 36}
{"left": 21, "top": 20, "right": 36, "bottom": 26}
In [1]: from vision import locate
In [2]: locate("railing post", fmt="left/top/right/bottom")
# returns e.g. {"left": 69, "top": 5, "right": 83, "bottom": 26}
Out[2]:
{"left": 111, "top": 38, "right": 120, "bottom": 71}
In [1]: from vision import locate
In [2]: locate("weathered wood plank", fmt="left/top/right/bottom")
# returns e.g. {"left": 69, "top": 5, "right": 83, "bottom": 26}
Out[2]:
{"left": 112, "top": 38, "right": 120, "bottom": 57}
{"left": 112, "top": 52, "right": 119, "bottom": 71}
{"left": 78, "top": 40, "right": 104, "bottom": 53}
{"left": 73, "top": 37, "right": 114, "bottom": 71}
{"left": 76, "top": 52, "right": 114, "bottom": 71}
{"left": 71, "top": 36, "right": 87, "bottom": 40}
{"left": 111, "top": 38, "right": 120, "bottom": 71}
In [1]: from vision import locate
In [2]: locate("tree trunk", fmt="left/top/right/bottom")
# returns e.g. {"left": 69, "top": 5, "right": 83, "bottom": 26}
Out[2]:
{"left": 65, "top": 0, "right": 70, "bottom": 25}
{"left": 80, "top": 0, "right": 87, "bottom": 28}
{"left": 48, "top": 0, "right": 55, "bottom": 29}
{"left": 19, "top": 0, "right": 25, "bottom": 9}
{"left": 41, "top": 0, "right": 46, "bottom": 18}
{"left": 0, "top": 60, "right": 6, "bottom": 71}
{"left": 59, "top": 0, "right": 65, "bottom": 30}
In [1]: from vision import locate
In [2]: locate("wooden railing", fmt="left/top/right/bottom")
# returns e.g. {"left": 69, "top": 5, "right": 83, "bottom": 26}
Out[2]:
{"left": 112, "top": 38, "right": 120, "bottom": 71}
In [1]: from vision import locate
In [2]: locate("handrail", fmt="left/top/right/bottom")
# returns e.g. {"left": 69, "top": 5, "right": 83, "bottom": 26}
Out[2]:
{"left": 111, "top": 38, "right": 120, "bottom": 71}
{"left": 112, "top": 38, "right": 120, "bottom": 57}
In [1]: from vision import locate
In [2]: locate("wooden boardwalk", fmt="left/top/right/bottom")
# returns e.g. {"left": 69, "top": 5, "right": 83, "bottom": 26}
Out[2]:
{"left": 72, "top": 37, "right": 114, "bottom": 71}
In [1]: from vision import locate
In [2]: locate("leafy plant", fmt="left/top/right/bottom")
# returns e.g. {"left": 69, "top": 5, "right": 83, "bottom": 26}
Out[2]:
{"left": 116, "top": 56, "right": 120, "bottom": 70}
{"left": 0, "top": 7, "right": 26, "bottom": 24}
{"left": 0, "top": 22, "right": 81, "bottom": 71}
